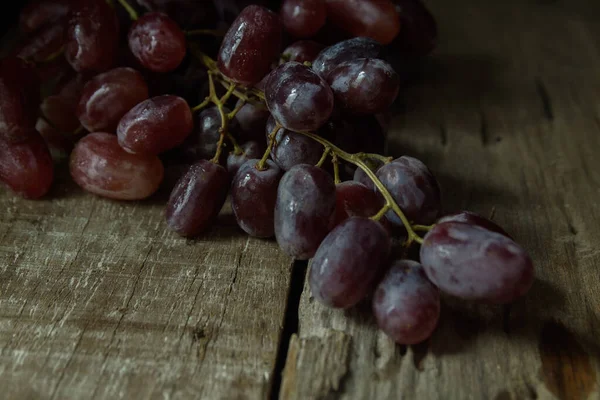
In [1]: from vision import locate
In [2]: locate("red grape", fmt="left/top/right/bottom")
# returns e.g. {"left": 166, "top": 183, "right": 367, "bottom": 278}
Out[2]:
{"left": 325, "top": 0, "right": 400, "bottom": 45}
{"left": 41, "top": 95, "right": 81, "bottom": 133}
{"left": 136, "top": 0, "right": 218, "bottom": 29}
{"left": 309, "top": 217, "right": 390, "bottom": 308}
{"left": 233, "top": 100, "right": 270, "bottom": 143}
{"left": 392, "top": 0, "right": 438, "bottom": 57}
{"left": 0, "top": 132, "right": 54, "bottom": 199}
{"left": 19, "top": 0, "right": 70, "bottom": 33}
{"left": 275, "top": 164, "right": 336, "bottom": 260}
{"left": 217, "top": 5, "right": 283, "bottom": 86}
{"left": 327, "top": 58, "right": 400, "bottom": 114}
{"left": 281, "top": 0, "right": 326, "bottom": 38}
{"left": 70, "top": 132, "right": 164, "bottom": 200}
{"left": 128, "top": 12, "right": 187, "bottom": 73}
{"left": 36, "top": 117, "right": 74, "bottom": 159}
{"left": 190, "top": 106, "right": 237, "bottom": 161}
{"left": 165, "top": 160, "right": 229, "bottom": 237}
{"left": 420, "top": 221, "right": 535, "bottom": 304}
{"left": 376, "top": 156, "right": 442, "bottom": 226}
{"left": 438, "top": 211, "right": 513, "bottom": 239}
{"left": 266, "top": 116, "right": 323, "bottom": 171}
{"left": 334, "top": 181, "right": 384, "bottom": 226}
{"left": 226, "top": 141, "right": 264, "bottom": 177}
{"left": 117, "top": 95, "right": 193, "bottom": 155}
{"left": 373, "top": 260, "right": 440, "bottom": 344}
{"left": 77, "top": 67, "right": 149, "bottom": 133}
{"left": 265, "top": 62, "right": 334, "bottom": 132}
{"left": 282, "top": 40, "right": 325, "bottom": 64}
{"left": 231, "top": 159, "right": 283, "bottom": 238}
{"left": 65, "top": 0, "right": 120, "bottom": 73}
{"left": 312, "top": 36, "right": 382, "bottom": 79}
{"left": 16, "top": 23, "right": 65, "bottom": 63}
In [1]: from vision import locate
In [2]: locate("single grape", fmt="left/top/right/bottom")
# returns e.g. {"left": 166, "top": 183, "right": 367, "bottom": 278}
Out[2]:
{"left": 327, "top": 58, "right": 400, "bottom": 114}
{"left": 282, "top": 40, "right": 325, "bottom": 64}
{"left": 165, "top": 160, "right": 229, "bottom": 237}
{"left": 275, "top": 164, "right": 336, "bottom": 260}
{"left": 226, "top": 141, "right": 264, "bottom": 177}
{"left": 265, "top": 62, "right": 334, "bottom": 132}
{"left": 353, "top": 159, "right": 384, "bottom": 191}
{"left": 391, "top": 0, "right": 438, "bottom": 57}
{"left": 41, "top": 95, "right": 81, "bottom": 133}
{"left": 70, "top": 132, "right": 164, "bottom": 200}
{"left": 231, "top": 159, "right": 283, "bottom": 238}
{"left": 15, "top": 23, "right": 65, "bottom": 63}
{"left": 0, "top": 132, "right": 54, "bottom": 199}
{"left": 312, "top": 36, "right": 382, "bottom": 79}
{"left": 309, "top": 217, "right": 390, "bottom": 308}
{"left": 265, "top": 115, "right": 323, "bottom": 171}
{"left": 233, "top": 99, "right": 270, "bottom": 143}
{"left": 77, "top": 67, "right": 149, "bottom": 133}
{"left": 65, "top": 0, "right": 120, "bottom": 74}
{"left": 334, "top": 181, "right": 384, "bottom": 226}
{"left": 373, "top": 260, "right": 440, "bottom": 345}
{"left": 189, "top": 106, "right": 237, "bottom": 160}
{"left": 420, "top": 221, "right": 535, "bottom": 304}
{"left": 19, "top": 0, "right": 70, "bottom": 33}
{"left": 438, "top": 211, "right": 512, "bottom": 239}
{"left": 325, "top": 0, "right": 400, "bottom": 45}
{"left": 281, "top": 0, "right": 326, "bottom": 38}
{"left": 217, "top": 5, "right": 283, "bottom": 86}
{"left": 128, "top": 12, "right": 187, "bottom": 73}
{"left": 117, "top": 95, "right": 193, "bottom": 155}
{"left": 376, "top": 156, "right": 442, "bottom": 226}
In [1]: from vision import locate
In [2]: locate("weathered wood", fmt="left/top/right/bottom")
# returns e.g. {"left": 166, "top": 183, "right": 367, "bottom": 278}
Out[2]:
{"left": 281, "top": 1, "right": 600, "bottom": 399}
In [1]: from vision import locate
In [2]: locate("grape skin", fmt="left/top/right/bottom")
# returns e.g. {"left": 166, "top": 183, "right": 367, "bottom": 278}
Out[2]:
{"left": 233, "top": 100, "right": 270, "bottom": 143}
{"left": 16, "top": 23, "right": 65, "bottom": 63}
{"left": 275, "top": 164, "right": 336, "bottom": 260}
{"left": 226, "top": 141, "right": 264, "bottom": 177}
{"left": 373, "top": 260, "right": 440, "bottom": 345}
{"left": 19, "top": 0, "right": 70, "bottom": 33}
{"left": 312, "top": 36, "right": 382, "bottom": 79}
{"left": 334, "top": 181, "right": 383, "bottom": 227}
{"left": 281, "top": 0, "right": 327, "bottom": 38}
{"left": 438, "top": 211, "right": 512, "bottom": 239}
{"left": 420, "top": 221, "right": 535, "bottom": 304}
{"left": 309, "top": 217, "right": 391, "bottom": 308}
{"left": 282, "top": 40, "right": 325, "bottom": 64}
{"left": 192, "top": 106, "right": 236, "bottom": 160}
{"left": 266, "top": 116, "right": 323, "bottom": 171}
{"left": 391, "top": 0, "right": 438, "bottom": 57}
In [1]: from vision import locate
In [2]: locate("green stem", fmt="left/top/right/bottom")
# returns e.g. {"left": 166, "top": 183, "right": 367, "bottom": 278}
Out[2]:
{"left": 316, "top": 147, "right": 330, "bottom": 168}
{"left": 227, "top": 132, "right": 243, "bottom": 155}
{"left": 357, "top": 152, "right": 394, "bottom": 164}
{"left": 115, "top": 0, "right": 138, "bottom": 20}
{"left": 191, "top": 97, "right": 211, "bottom": 113}
{"left": 39, "top": 46, "right": 65, "bottom": 64}
{"left": 332, "top": 154, "right": 341, "bottom": 184}
{"left": 257, "top": 123, "right": 281, "bottom": 170}
{"left": 371, "top": 204, "right": 391, "bottom": 221}
{"left": 227, "top": 100, "right": 246, "bottom": 120}
{"left": 413, "top": 224, "right": 435, "bottom": 232}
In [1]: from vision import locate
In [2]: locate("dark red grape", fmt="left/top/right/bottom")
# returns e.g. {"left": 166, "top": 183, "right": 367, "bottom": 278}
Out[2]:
{"left": 36, "top": 117, "right": 74, "bottom": 160}
{"left": 392, "top": 0, "right": 438, "bottom": 57}
{"left": 325, "top": 0, "right": 400, "bottom": 45}
{"left": 233, "top": 100, "right": 270, "bottom": 143}
{"left": 65, "top": 0, "right": 120, "bottom": 74}
{"left": 231, "top": 159, "right": 283, "bottom": 238}
{"left": 282, "top": 40, "right": 325, "bottom": 64}
{"left": 19, "top": 0, "right": 70, "bottom": 33}
{"left": 226, "top": 141, "right": 264, "bottom": 177}
{"left": 327, "top": 58, "right": 400, "bottom": 114}
{"left": 265, "top": 116, "right": 323, "bottom": 171}
{"left": 136, "top": 0, "right": 218, "bottom": 29}
{"left": 281, "top": 0, "right": 326, "bottom": 38}
{"left": 165, "top": 160, "right": 229, "bottom": 237}
{"left": 373, "top": 260, "right": 440, "bottom": 344}
{"left": 128, "top": 12, "right": 187, "bottom": 73}
{"left": 70, "top": 132, "right": 164, "bottom": 200}
{"left": 77, "top": 67, "right": 149, "bottom": 133}
{"left": 438, "top": 211, "right": 512, "bottom": 239}
{"left": 117, "top": 95, "right": 193, "bottom": 155}
{"left": 217, "top": 5, "right": 283, "bottom": 86}
{"left": 265, "top": 62, "right": 334, "bottom": 131}
{"left": 353, "top": 159, "right": 384, "bottom": 191}
{"left": 309, "top": 217, "right": 390, "bottom": 308}
{"left": 376, "top": 156, "right": 441, "bottom": 226}
{"left": 0, "top": 132, "right": 54, "bottom": 199}
{"left": 312, "top": 36, "right": 381, "bottom": 79}
{"left": 334, "top": 181, "right": 384, "bottom": 226}
{"left": 190, "top": 106, "right": 236, "bottom": 160}
{"left": 16, "top": 23, "right": 65, "bottom": 63}
{"left": 420, "top": 222, "right": 535, "bottom": 304}
{"left": 41, "top": 95, "right": 81, "bottom": 133}
{"left": 275, "top": 164, "right": 336, "bottom": 260}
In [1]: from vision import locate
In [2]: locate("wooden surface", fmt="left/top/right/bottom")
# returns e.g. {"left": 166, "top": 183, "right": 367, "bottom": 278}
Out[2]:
{"left": 1, "top": 0, "right": 600, "bottom": 399}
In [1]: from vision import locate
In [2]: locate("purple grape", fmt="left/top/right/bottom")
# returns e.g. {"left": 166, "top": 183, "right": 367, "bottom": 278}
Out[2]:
{"left": 231, "top": 159, "right": 283, "bottom": 238}
{"left": 266, "top": 116, "right": 323, "bottom": 171}
{"left": 282, "top": 40, "right": 325, "bottom": 64}
{"left": 309, "top": 217, "right": 390, "bottom": 308}
{"left": 275, "top": 164, "right": 336, "bottom": 260}
{"left": 334, "top": 181, "right": 383, "bottom": 227}
{"left": 353, "top": 160, "right": 384, "bottom": 191}
{"left": 373, "top": 260, "right": 440, "bottom": 345}
{"left": 437, "top": 211, "right": 512, "bottom": 239}
{"left": 281, "top": 0, "right": 326, "bottom": 38}
{"left": 233, "top": 100, "right": 270, "bottom": 143}
{"left": 226, "top": 141, "right": 264, "bottom": 177}
{"left": 192, "top": 106, "right": 237, "bottom": 160}
{"left": 312, "top": 37, "right": 382, "bottom": 79}
{"left": 420, "top": 221, "right": 535, "bottom": 304}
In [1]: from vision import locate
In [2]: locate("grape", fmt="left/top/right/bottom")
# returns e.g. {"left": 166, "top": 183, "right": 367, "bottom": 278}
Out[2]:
{"left": 117, "top": 95, "right": 193, "bottom": 155}
{"left": 265, "top": 62, "right": 334, "bottom": 132}
{"left": 165, "top": 160, "right": 229, "bottom": 237}
{"left": 334, "top": 181, "right": 384, "bottom": 226}
{"left": 226, "top": 141, "right": 264, "bottom": 177}
{"left": 420, "top": 221, "right": 535, "bottom": 304}
{"left": 136, "top": 0, "right": 218, "bottom": 29}
{"left": 16, "top": 23, "right": 65, "bottom": 63}
{"left": 309, "top": 217, "right": 390, "bottom": 308}
{"left": 0, "top": 132, "right": 54, "bottom": 199}
{"left": 353, "top": 160, "right": 384, "bottom": 191}
{"left": 312, "top": 36, "right": 381, "bottom": 79}
{"left": 275, "top": 164, "right": 336, "bottom": 260}
{"left": 70, "top": 132, "right": 164, "bottom": 200}
{"left": 41, "top": 96, "right": 81, "bottom": 133}
{"left": 128, "top": 12, "right": 187, "bottom": 73}
{"left": 327, "top": 58, "right": 400, "bottom": 114}
{"left": 191, "top": 106, "right": 236, "bottom": 160}
{"left": 19, "top": 0, "right": 70, "bottom": 33}
{"left": 77, "top": 68, "right": 149, "bottom": 133}
{"left": 325, "top": 0, "right": 400, "bottom": 45}
{"left": 391, "top": 0, "right": 438, "bottom": 57}
{"left": 282, "top": 40, "right": 325, "bottom": 64}
{"left": 217, "top": 5, "right": 282, "bottom": 86}
{"left": 266, "top": 116, "right": 323, "bottom": 171}
{"left": 231, "top": 159, "right": 283, "bottom": 238}
{"left": 373, "top": 260, "right": 440, "bottom": 345}
{"left": 36, "top": 117, "right": 74, "bottom": 160}
{"left": 438, "top": 211, "right": 512, "bottom": 239}
{"left": 233, "top": 100, "right": 270, "bottom": 143}
{"left": 65, "top": 0, "right": 120, "bottom": 74}
{"left": 281, "top": 0, "right": 326, "bottom": 38}
{"left": 376, "top": 156, "right": 442, "bottom": 226}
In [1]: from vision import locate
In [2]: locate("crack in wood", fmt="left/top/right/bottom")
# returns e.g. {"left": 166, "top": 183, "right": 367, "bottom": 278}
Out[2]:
{"left": 535, "top": 79, "right": 554, "bottom": 121}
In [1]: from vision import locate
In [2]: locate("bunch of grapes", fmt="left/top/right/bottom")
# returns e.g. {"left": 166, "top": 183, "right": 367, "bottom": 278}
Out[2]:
{"left": 0, "top": 0, "right": 534, "bottom": 346}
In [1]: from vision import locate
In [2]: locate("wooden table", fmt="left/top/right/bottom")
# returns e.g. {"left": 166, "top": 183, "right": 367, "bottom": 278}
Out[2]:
{"left": 2, "top": 1, "right": 600, "bottom": 399}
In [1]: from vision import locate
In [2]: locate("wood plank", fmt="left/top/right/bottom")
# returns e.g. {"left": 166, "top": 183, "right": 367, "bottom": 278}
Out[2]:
{"left": 282, "top": 1, "right": 600, "bottom": 399}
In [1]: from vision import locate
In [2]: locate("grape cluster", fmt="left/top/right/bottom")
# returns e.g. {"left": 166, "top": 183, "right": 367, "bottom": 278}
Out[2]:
{"left": 0, "top": 0, "right": 535, "bottom": 346}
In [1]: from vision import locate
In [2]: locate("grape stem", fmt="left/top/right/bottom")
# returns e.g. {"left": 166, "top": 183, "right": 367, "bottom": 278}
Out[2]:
{"left": 413, "top": 224, "right": 435, "bottom": 232}
{"left": 332, "top": 154, "right": 341, "bottom": 184}
{"left": 316, "top": 147, "right": 331, "bottom": 168}
{"left": 115, "top": 0, "right": 138, "bottom": 20}
{"left": 371, "top": 204, "right": 391, "bottom": 222}
{"left": 356, "top": 153, "right": 393, "bottom": 164}
{"left": 191, "top": 97, "right": 211, "bottom": 113}
{"left": 257, "top": 123, "right": 281, "bottom": 171}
